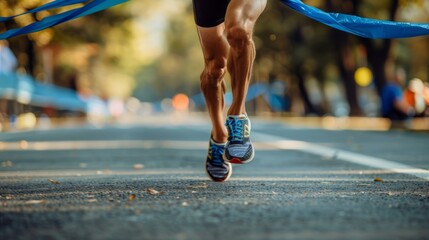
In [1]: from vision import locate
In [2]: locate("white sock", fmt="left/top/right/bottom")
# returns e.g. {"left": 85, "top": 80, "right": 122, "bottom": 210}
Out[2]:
{"left": 210, "top": 138, "right": 226, "bottom": 146}
{"left": 227, "top": 114, "right": 247, "bottom": 119}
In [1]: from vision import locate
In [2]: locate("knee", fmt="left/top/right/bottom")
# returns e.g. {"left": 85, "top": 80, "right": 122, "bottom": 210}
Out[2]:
{"left": 226, "top": 25, "right": 252, "bottom": 51}
{"left": 200, "top": 58, "right": 227, "bottom": 89}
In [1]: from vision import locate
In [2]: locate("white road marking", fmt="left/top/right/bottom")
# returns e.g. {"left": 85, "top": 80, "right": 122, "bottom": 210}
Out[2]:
{"left": 1, "top": 129, "right": 428, "bottom": 181}
{"left": 0, "top": 140, "right": 278, "bottom": 151}
{"left": 0, "top": 169, "right": 201, "bottom": 178}
{"left": 253, "top": 132, "right": 429, "bottom": 181}
{"left": 0, "top": 169, "right": 416, "bottom": 181}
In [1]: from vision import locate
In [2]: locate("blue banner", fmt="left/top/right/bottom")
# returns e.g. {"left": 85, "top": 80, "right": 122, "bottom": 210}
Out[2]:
{"left": 2, "top": 0, "right": 428, "bottom": 40}
{"left": 0, "top": 72, "right": 88, "bottom": 111}
{"left": 0, "top": 0, "right": 86, "bottom": 22}
{"left": 280, "top": 0, "right": 429, "bottom": 39}
{"left": 0, "top": 0, "right": 128, "bottom": 40}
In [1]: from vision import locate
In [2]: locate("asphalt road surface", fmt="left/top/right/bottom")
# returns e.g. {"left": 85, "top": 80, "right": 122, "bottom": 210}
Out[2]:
{"left": 1, "top": 115, "right": 428, "bottom": 240}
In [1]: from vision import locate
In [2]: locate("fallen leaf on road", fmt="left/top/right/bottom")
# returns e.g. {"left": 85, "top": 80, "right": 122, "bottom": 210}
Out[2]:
{"left": 129, "top": 194, "right": 136, "bottom": 201}
{"left": 374, "top": 177, "right": 383, "bottom": 182}
{"left": 48, "top": 179, "right": 60, "bottom": 184}
{"left": 26, "top": 200, "right": 47, "bottom": 204}
{"left": 147, "top": 188, "right": 162, "bottom": 195}
{"left": 133, "top": 164, "right": 144, "bottom": 170}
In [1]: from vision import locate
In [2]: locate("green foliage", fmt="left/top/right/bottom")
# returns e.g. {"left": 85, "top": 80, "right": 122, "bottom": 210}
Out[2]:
{"left": 133, "top": 1, "right": 203, "bottom": 101}
{"left": 53, "top": 5, "right": 132, "bottom": 46}
{"left": 2, "top": 0, "right": 428, "bottom": 114}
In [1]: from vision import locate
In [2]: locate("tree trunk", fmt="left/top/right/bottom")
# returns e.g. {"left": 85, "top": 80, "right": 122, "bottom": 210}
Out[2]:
{"left": 327, "top": 0, "right": 363, "bottom": 116}
{"left": 337, "top": 40, "right": 362, "bottom": 116}
{"left": 359, "top": 0, "right": 399, "bottom": 95}
{"left": 296, "top": 72, "right": 324, "bottom": 116}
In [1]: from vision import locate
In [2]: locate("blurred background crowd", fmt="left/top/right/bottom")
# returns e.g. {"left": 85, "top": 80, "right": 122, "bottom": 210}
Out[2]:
{"left": 0, "top": 0, "right": 428, "bottom": 131}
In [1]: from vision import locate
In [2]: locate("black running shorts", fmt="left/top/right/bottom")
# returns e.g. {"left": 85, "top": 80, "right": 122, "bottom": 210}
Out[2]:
{"left": 192, "top": 0, "right": 230, "bottom": 28}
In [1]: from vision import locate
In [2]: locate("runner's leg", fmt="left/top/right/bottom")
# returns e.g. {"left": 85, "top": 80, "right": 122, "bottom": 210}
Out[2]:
{"left": 197, "top": 25, "right": 229, "bottom": 143}
{"left": 224, "top": 0, "right": 267, "bottom": 115}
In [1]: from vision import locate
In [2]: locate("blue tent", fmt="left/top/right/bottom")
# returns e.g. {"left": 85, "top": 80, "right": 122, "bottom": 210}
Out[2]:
{"left": 0, "top": 72, "right": 88, "bottom": 112}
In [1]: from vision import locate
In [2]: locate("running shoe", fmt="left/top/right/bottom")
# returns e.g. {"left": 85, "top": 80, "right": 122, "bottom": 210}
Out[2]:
{"left": 205, "top": 138, "right": 232, "bottom": 182}
{"left": 223, "top": 115, "right": 254, "bottom": 164}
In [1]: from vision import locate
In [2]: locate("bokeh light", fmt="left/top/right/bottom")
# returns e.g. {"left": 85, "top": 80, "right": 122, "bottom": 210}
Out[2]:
{"left": 354, "top": 67, "right": 373, "bottom": 87}
{"left": 172, "top": 93, "right": 189, "bottom": 111}
{"left": 16, "top": 112, "right": 37, "bottom": 130}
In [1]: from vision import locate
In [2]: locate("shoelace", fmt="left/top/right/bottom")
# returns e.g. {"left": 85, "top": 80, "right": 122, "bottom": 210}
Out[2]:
{"left": 226, "top": 118, "right": 244, "bottom": 142}
{"left": 210, "top": 143, "right": 225, "bottom": 166}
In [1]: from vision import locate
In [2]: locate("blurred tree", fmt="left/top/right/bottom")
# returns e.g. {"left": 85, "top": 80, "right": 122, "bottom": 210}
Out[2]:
{"left": 326, "top": 0, "right": 429, "bottom": 115}
{"left": 3, "top": 0, "right": 427, "bottom": 117}
{"left": 326, "top": 0, "right": 368, "bottom": 116}
{"left": 0, "top": 1, "right": 134, "bottom": 99}
{"left": 255, "top": 0, "right": 335, "bottom": 116}
{"left": 257, "top": 0, "right": 427, "bottom": 116}
{"left": 358, "top": 0, "right": 399, "bottom": 95}
{"left": 133, "top": 1, "right": 204, "bottom": 102}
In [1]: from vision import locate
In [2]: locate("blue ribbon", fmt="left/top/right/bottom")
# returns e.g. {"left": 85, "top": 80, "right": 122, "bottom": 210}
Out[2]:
{"left": 280, "top": 0, "right": 429, "bottom": 39}
{"left": 0, "top": 0, "right": 86, "bottom": 22}
{"left": 0, "top": 0, "right": 128, "bottom": 40}
{"left": 3, "top": 0, "right": 428, "bottom": 40}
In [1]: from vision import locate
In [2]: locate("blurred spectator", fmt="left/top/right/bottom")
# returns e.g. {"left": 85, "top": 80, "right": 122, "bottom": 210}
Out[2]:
{"left": 423, "top": 82, "right": 429, "bottom": 116}
{"left": 380, "top": 67, "right": 415, "bottom": 121}
{"left": 404, "top": 78, "right": 428, "bottom": 117}
{"left": 0, "top": 40, "right": 17, "bottom": 73}
{"left": 0, "top": 40, "right": 18, "bottom": 121}
{"left": 424, "top": 83, "right": 429, "bottom": 106}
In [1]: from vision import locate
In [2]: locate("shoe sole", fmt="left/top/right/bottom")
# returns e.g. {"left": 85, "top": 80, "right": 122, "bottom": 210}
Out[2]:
{"left": 205, "top": 161, "right": 233, "bottom": 182}
{"left": 223, "top": 147, "right": 255, "bottom": 164}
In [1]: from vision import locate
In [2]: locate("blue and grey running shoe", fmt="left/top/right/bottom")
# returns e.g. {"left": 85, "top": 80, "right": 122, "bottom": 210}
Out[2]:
{"left": 223, "top": 115, "right": 254, "bottom": 164}
{"left": 206, "top": 138, "right": 232, "bottom": 182}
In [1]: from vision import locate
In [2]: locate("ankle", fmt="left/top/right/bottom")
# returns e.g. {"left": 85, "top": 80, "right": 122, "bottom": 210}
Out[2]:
{"left": 227, "top": 106, "right": 246, "bottom": 116}
{"left": 211, "top": 132, "right": 227, "bottom": 144}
